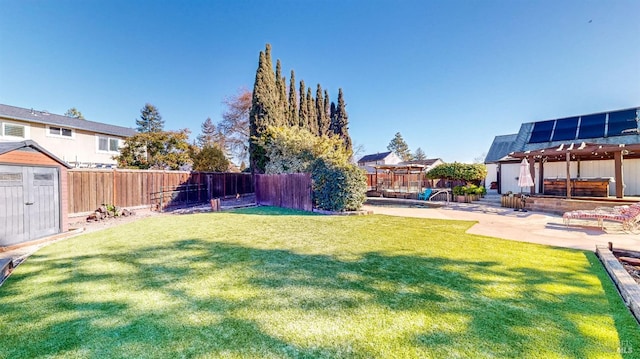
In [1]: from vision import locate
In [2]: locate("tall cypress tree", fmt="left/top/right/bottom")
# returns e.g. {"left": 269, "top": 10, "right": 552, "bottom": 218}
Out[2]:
{"left": 287, "top": 70, "right": 298, "bottom": 127}
{"left": 298, "top": 79, "right": 308, "bottom": 129}
{"left": 323, "top": 89, "right": 330, "bottom": 133}
{"left": 315, "top": 84, "right": 328, "bottom": 136}
{"left": 275, "top": 59, "right": 287, "bottom": 127}
{"left": 334, "top": 88, "right": 352, "bottom": 154}
{"left": 249, "top": 44, "right": 279, "bottom": 173}
{"left": 306, "top": 87, "right": 318, "bottom": 135}
{"left": 329, "top": 102, "right": 338, "bottom": 134}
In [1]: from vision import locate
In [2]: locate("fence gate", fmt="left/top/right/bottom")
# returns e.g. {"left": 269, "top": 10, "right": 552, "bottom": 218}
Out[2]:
{"left": 0, "top": 165, "right": 60, "bottom": 246}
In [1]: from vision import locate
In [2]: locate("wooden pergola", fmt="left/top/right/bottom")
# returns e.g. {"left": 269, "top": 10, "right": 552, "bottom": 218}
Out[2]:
{"left": 508, "top": 142, "right": 640, "bottom": 199}
{"left": 372, "top": 164, "right": 427, "bottom": 194}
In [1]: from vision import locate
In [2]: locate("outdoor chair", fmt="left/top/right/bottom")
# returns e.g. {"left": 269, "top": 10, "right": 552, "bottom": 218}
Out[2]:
{"left": 418, "top": 188, "right": 432, "bottom": 201}
{"left": 563, "top": 203, "right": 640, "bottom": 233}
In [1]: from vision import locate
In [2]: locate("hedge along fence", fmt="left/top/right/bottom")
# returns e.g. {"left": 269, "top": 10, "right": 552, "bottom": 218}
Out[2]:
{"left": 67, "top": 169, "right": 254, "bottom": 215}
{"left": 255, "top": 173, "right": 313, "bottom": 211}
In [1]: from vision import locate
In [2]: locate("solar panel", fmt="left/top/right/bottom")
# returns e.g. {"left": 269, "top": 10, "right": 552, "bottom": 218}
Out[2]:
{"left": 528, "top": 120, "right": 554, "bottom": 143}
{"left": 608, "top": 109, "right": 637, "bottom": 136}
{"left": 577, "top": 113, "right": 606, "bottom": 139}
{"left": 551, "top": 117, "right": 578, "bottom": 141}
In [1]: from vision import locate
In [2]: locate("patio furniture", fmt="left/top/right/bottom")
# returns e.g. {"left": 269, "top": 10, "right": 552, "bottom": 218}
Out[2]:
{"left": 563, "top": 203, "right": 640, "bottom": 232}
{"left": 418, "top": 188, "right": 432, "bottom": 201}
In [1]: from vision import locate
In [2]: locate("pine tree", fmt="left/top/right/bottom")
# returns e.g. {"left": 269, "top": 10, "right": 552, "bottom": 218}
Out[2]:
{"left": 275, "top": 59, "right": 287, "bottom": 127}
{"left": 315, "top": 84, "right": 329, "bottom": 136}
{"left": 413, "top": 147, "right": 427, "bottom": 160}
{"left": 136, "top": 103, "right": 164, "bottom": 133}
{"left": 249, "top": 44, "right": 280, "bottom": 173}
{"left": 298, "top": 79, "right": 308, "bottom": 128}
{"left": 387, "top": 132, "right": 412, "bottom": 161}
{"left": 306, "top": 87, "right": 318, "bottom": 134}
{"left": 287, "top": 70, "right": 298, "bottom": 127}
{"left": 197, "top": 117, "right": 219, "bottom": 147}
{"left": 334, "top": 88, "right": 352, "bottom": 154}
{"left": 64, "top": 107, "right": 85, "bottom": 120}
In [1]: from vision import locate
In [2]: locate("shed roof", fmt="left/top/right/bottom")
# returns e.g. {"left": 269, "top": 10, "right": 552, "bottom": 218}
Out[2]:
{"left": 0, "top": 104, "right": 136, "bottom": 138}
{"left": 0, "top": 140, "right": 72, "bottom": 168}
{"left": 358, "top": 151, "right": 393, "bottom": 163}
{"left": 484, "top": 134, "right": 519, "bottom": 163}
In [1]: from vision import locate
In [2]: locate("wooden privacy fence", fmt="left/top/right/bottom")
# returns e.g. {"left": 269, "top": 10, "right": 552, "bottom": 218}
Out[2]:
{"left": 255, "top": 173, "right": 313, "bottom": 211}
{"left": 67, "top": 169, "right": 254, "bottom": 214}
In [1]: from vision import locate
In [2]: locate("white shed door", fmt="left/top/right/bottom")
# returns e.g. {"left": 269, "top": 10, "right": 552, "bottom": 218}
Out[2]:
{"left": 0, "top": 165, "right": 60, "bottom": 246}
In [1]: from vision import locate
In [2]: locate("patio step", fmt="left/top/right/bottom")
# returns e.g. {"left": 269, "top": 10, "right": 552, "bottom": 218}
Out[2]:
{"left": 476, "top": 195, "right": 502, "bottom": 207}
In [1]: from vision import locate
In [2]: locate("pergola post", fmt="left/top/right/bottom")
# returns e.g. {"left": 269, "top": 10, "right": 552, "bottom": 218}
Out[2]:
{"left": 614, "top": 151, "right": 624, "bottom": 198}
{"left": 529, "top": 157, "right": 536, "bottom": 194}
{"left": 565, "top": 152, "right": 571, "bottom": 199}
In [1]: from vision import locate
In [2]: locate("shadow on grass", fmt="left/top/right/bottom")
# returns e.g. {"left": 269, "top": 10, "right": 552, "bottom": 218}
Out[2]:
{"left": 1, "top": 237, "right": 637, "bottom": 358}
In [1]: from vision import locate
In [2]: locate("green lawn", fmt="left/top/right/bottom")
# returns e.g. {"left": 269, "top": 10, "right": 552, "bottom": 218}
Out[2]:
{"left": 1, "top": 207, "right": 638, "bottom": 358}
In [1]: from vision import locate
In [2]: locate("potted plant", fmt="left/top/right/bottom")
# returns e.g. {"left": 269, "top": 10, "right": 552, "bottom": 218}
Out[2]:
{"left": 453, "top": 185, "right": 467, "bottom": 203}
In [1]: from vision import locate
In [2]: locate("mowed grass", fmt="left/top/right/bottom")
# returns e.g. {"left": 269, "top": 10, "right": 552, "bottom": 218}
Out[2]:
{"left": 1, "top": 207, "right": 639, "bottom": 358}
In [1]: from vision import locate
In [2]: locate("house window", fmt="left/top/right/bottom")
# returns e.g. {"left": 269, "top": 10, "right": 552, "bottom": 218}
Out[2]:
{"left": 97, "top": 136, "right": 120, "bottom": 153}
{"left": 48, "top": 126, "right": 74, "bottom": 138}
{"left": 2, "top": 122, "right": 27, "bottom": 139}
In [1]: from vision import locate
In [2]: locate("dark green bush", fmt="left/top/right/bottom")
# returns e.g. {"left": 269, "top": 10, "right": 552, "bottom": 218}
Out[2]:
{"left": 311, "top": 159, "right": 367, "bottom": 211}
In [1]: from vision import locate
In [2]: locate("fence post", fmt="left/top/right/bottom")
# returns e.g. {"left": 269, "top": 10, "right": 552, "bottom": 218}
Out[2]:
{"left": 112, "top": 168, "right": 117, "bottom": 206}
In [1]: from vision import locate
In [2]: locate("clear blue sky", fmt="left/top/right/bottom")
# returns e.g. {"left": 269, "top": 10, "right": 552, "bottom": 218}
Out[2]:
{"left": 1, "top": 0, "right": 639, "bottom": 163}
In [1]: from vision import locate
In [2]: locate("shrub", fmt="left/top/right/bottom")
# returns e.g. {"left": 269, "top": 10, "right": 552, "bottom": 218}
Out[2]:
{"left": 312, "top": 159, "right": 367, "bottom": 211}
{"left": 426, "top": 162, "right": 487, "bottom": 184}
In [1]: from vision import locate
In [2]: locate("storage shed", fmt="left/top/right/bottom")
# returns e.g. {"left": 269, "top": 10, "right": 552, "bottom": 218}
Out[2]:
{"left": 0, "top": 140, "right": 70, "bottom": 248}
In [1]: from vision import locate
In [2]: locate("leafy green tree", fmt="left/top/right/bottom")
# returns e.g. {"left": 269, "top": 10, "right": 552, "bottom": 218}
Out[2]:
{"left": 116, "top": 130, "right": 191, "bottom": 170}
{"left": 64, "top": 107, "right": 85, "bottom": 120}
{"left": 191, "top": 145, "right": 229, "bottom": 172}
{"left": 426, "top": 162, "right": 488, "bottom": 185}
{"left": 249, "top": 44, "right": 281, "bottom": 173}
{"left": 387, "top": 132, "right": 411, "bottom": 161}
{"left": 287, "top": 70, "right": 298, "bottom": 127}
{"left": 413, "top": 147, "right": 427, "bottom": 160}
{"left": 136, "top": 103, "right": 164, "bottom": 133}
{"left": 256, "top": 126, "right": 350, "bottom": 174}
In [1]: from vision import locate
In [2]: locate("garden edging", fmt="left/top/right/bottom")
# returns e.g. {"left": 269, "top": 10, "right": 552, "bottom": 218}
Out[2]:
{"left": 596, "top": 245, "right": 640, "bottom": 324}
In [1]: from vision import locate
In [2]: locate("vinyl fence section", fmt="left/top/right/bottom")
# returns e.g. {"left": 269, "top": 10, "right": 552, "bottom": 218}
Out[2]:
{"left": 67, "top": 169, "right": 254, "bottom": 214}
{"left": 255, "top": 173, "right": 313, "bottom": 211}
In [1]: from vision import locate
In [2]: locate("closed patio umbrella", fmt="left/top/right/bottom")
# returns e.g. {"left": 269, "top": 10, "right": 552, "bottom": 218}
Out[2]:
{"left": 518, "top": 158, "right": 534, "bottom": 189}
{"left": 517, "top": 158, "right": 534, "bottom": 212}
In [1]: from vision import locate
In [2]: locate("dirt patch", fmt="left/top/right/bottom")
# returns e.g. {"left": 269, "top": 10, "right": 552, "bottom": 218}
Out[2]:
{"left": 613, "top": 249, "right": 640, "bottom": 285}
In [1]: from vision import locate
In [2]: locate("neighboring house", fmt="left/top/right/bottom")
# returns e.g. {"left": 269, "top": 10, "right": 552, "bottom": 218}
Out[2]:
{"left": 357, "top": 151, "right": 402, "bottom": 173}
{"left": 485, "top": 107, "right": 640, "bottom": 196}
{"left": 0, "top": 104, "right": 136, "bottom": 168}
